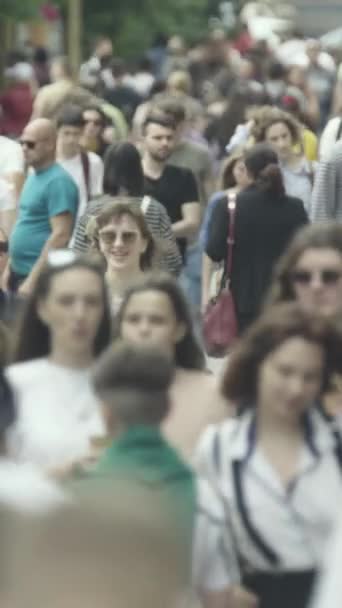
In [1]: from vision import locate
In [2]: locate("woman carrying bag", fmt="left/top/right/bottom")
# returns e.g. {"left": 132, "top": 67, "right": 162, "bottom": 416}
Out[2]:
{"left": 203, "top": 144, "right": 308, "bottom": 336}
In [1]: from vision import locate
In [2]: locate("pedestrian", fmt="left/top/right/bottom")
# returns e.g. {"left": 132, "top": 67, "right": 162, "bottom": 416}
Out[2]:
{"left": 5, "top": 119, "right": 79, "bottom": 296}
{"left": 265, "top": 222, "right": 342, "bottom": 318}
{"left": 253, "top": 108, "right": 314, "bottom": 211}
{"left": 56, "top": 104, "right": 103, "bottom": 226}
{"left": 194, "top": 303, "right": 342, "bottom": 608}
{"left": 92, "top": 341, "right": 195, "bottom": 553}
{"left": 0, "top": 322, "right": 65, "bottom": 513}
{"left": 6, "top": 252, "right": 111, "bottom": 472}
{"left": 203, "top": 144, "right": 308, "bottom": 333}
{"left": 81, "top": 104, "right": 109, "bottom": 158}
{"left": 141, "top": 112, "right": 200, "bottom": 264}
{"left": 73, "top": 141, "right": 182, "bottom": 276}
{"left": 310, "top": 140, "right": 342, "bottom": 222}
{"left": 115, "top": 274, "right": 228, "bottom": 462}
{"left": 91, "top": 199, "right": 156, "bottom": 315}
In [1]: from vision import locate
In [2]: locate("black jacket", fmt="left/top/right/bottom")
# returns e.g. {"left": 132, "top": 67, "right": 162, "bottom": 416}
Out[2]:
{"left": 206, "top": 185, "right": 308, "bottom": 324}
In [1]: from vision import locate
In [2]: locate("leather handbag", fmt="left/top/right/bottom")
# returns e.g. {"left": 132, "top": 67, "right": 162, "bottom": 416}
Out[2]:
{"left": 203, "top": 193, "right": 238, "bottom": 357}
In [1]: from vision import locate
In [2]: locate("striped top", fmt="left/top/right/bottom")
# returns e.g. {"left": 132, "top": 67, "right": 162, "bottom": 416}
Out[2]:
{"left": 310, "top": 141, "right": 342, "bottom": 221}
{"left": 72, "top": 194, "right": 182, "bottom": 276}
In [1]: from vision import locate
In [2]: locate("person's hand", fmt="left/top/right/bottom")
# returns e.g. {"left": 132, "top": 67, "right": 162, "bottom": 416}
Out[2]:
{"left": 229, "top": 585, "right": 259, "bottom": 608}
{"left": 18, "top": 277, "right": 34, "bottom": 297}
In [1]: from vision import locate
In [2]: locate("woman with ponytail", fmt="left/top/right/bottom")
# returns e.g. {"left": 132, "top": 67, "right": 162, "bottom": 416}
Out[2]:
{"left": 203, "top": 143, "right": 308, "bottom": 332}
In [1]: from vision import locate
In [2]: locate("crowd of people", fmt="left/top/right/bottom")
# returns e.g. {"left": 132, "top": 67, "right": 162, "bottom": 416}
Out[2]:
{"left": 1, "top": 8, "right": 342, "bottom": 608}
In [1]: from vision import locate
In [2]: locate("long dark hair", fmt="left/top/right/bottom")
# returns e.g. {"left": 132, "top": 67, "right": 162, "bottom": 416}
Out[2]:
{"left": 103, "top": 142, "right": 144, "bottom": 197}
{"left": 13, "top": 256, "right": 111, "bottom": 363}
{"left": 244, "top": 143, "right": 285, "bottom": 197}
{"left": 115, "top": 274, "right": 205, "bottom": 370}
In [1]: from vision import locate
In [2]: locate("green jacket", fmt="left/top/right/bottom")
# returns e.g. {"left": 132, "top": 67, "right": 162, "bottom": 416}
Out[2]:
{"left": 95, "top": 426, "right": 195, "bottom": 544}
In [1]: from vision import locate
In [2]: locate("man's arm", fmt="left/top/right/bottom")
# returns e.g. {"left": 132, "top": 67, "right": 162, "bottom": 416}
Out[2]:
{"left": 18, "top": 212, "right": 74, "bottom": 295}
{"left": 172, "top": 201, "right": 201, "bottom": 238}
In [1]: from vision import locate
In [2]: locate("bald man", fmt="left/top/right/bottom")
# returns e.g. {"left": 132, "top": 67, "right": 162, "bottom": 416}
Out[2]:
{"left": 5, "top": 119, "right": 79, "bottom": 295}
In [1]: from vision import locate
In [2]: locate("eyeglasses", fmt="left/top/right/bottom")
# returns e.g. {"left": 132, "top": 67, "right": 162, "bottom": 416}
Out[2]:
{"left": 20, "top": 139, "right": 36, "bottom": 150}
{"left": 0, "top": 241, "right": 8, "bottom": 254}
{"left": 291, "top": 269, "right": 342, "bottom": 286}
{"left": 99, "top": 230, "right": 139, "bottom": 246}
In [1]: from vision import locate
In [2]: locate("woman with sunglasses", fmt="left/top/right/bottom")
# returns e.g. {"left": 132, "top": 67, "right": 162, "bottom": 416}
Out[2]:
{"left": 6, "top": 251, "right": 111, "bottom": 472}
{"left": 91, "top": 198, "right": 156, "bottom": 316}
{"left": 265, "top": 223, "right": 342, "bottom": 318}
{"left": 194, "top": 304, "right": 342, "bottom": 608}
{"left": 115, "top": 274, "right": 227, "bottom": 463}
{"left": 73, "top": 141, "right": 181, "bottom": 276}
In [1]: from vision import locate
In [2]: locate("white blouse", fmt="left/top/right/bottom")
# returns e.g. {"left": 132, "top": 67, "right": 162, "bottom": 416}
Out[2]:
{"left": 193, "top": 409, "right": 342, "bottom": 592}
{"left": 6, "top": 358, "right": 105, "bottom": 472}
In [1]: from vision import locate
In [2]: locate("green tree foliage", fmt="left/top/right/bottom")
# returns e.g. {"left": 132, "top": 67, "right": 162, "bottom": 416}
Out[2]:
{"left": 0, "top": 0, "right": 42, "bottom": 20}
{"left": 81, "top": 0, "right": 208, "bottom": 58}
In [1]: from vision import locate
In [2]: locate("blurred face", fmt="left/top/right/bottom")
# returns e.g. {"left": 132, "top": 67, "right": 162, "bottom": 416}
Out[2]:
{"left": 258, "top": 337, "right": 324, "bottom": 424}
{"left": 265, "top": 121, "right": 293, "bottom": 162}
{"left": 121, "top": 290, "right": 185, "bottom": 357}
{"left": 232, "top": 159, "right": 250, "bottom": 189}
{"left": 83, "top": 110, "right": 104, "bottom": 139}
{"left": 291, "top": 248, "right": 342, "bottom": 316}
{"left": 37, "top": 268, "right": 104, "bottom": 356}
{"left": 144, "top": 123, "right": 176, "bottom": 163}
{"left": 20, "top": 124, "right": 55, "bottom": 169}
{"left": 98, "top": 214, "right": 147, "bottom": 274}
{"left": 57, "top": 125, "right": 82, "bottom": 158}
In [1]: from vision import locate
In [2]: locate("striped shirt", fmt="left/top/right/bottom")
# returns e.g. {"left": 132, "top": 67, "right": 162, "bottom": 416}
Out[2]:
{"left": 310, "top": 141, "right": 342, "bottom": 221}
{"left": 72, "top": 194, "right": 182, "bottom": 276}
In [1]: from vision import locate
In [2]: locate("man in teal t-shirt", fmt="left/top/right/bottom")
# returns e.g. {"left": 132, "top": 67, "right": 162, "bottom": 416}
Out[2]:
{"left": 7, "top": 118, "right": 78, "bottom": 295}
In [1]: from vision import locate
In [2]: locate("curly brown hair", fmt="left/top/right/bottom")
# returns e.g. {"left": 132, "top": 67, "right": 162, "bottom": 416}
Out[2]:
{"left": 222, "top": 302, "right": 342, "bottom": 409}
{"left": 252, "top": 107, "right": 302, "bottom": 146}
{"left": 264, "top": 223, "right": 342, "bottom": 309}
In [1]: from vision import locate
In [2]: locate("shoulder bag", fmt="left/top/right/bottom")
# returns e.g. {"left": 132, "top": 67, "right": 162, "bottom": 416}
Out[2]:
{"left": 203, "top": 193, "right": 238, "bottom": 357}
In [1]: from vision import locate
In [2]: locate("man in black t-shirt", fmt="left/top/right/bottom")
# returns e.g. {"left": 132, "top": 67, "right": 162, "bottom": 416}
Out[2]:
{"left": 141, "top": 113, "right": 200, "bottom": 262}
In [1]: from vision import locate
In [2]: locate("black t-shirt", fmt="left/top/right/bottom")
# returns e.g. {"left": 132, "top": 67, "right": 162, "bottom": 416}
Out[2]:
{"left": 144, "top": 165, "right": 199, "bottom": 257}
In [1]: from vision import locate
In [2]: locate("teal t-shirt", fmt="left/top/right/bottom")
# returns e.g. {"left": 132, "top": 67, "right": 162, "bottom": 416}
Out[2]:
{"left": 9, "top": 163, "right": 79, "bottom": 275}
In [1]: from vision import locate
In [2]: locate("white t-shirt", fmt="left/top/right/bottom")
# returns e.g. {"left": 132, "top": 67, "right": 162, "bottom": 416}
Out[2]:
{"left": 6, "top": 358, "right": 105, "bottom": 472}
{"left": 0, "top": 459, "right": 66, "bottom": 513}
{"left": 0, "top": 177, "right": 16, "bottom": 211}
{"left": 59, "top": 152, "right": 104, "bottom": 219}
{"left": 0, "top": 136, "right": 24, "bottom": 177}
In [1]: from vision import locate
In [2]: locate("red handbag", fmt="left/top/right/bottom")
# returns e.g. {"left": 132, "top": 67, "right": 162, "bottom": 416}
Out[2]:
{"left": 203, "top": 193, "right": 238, "bottom": 357}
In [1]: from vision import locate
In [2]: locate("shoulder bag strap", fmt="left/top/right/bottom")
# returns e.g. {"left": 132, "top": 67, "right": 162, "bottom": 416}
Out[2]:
{"left": 80, "top": 150, "right": 91, "bottom": 201}
{"left": 226, "top": 192, "right": 237, "bottom": 281}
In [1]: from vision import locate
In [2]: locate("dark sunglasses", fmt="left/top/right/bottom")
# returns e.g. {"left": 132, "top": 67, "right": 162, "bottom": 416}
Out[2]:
{"left": 99, "top": 230, "right": 138, "bottom": 246}
{"left": 20, "top": 139, "right": 36, "bottom": 150}
{"left": 291, "top": 269, "right": 342, "bottom": 286}
{"left": 0, "top": 241, "right": 8, "bottom": 254}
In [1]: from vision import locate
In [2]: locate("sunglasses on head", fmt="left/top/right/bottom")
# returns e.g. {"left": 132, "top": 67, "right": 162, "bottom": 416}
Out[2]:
{"left": 291, "top": 269, "right": 342, "bottom": 286}
{"left": 20, "top": 139, "right": 36, "bottom": 150}
{"left": 99, "top": 230, "right": 138, "bottom": 246}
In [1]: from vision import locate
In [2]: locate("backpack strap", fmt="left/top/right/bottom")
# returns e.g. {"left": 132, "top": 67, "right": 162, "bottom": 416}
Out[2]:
{"left": 80, "top": 150, "right": 91, "bottom": 201}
